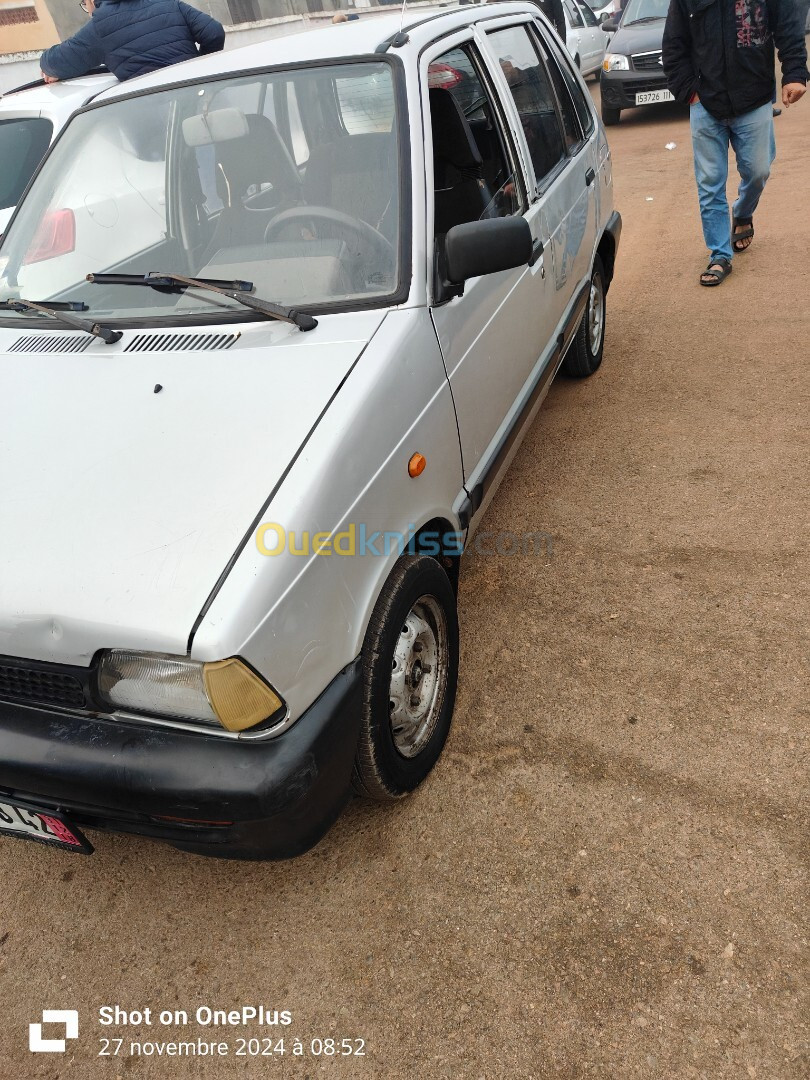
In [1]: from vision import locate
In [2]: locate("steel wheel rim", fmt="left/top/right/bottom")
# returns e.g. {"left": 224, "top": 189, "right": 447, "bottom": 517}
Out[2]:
{"left": 588, "top": 272, "right": 605, "bottom": 355}
{"left": 388, "top": 594, "right": 448, "bottom": 759}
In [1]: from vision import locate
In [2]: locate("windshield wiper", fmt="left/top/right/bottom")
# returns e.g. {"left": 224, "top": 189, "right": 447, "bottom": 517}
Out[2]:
{"left": 0, "top": 298, "right": 122, "bottom": 344}
{"left": 86, "top": 272, "right": 318, "bottom": 332}
{"left": 625, "top": 16, "right": 666, "bottom": 23}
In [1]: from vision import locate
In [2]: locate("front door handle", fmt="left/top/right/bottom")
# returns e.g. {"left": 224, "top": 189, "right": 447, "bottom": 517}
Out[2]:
{"left": 585, "top": 167, "right": 596, "bottom": 187}
{"left": 529, "top": 237, "right": 544, "bottom": 266}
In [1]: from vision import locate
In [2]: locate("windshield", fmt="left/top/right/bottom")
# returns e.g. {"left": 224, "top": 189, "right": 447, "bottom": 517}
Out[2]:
{"left": 622, "top": 0, "right": 669, "bottom": 22}
{"left": 0, "top": 61, "right": 402, "bottom": 323}
{"left": 0, "top": 117, "right": 53, "bottom": 213}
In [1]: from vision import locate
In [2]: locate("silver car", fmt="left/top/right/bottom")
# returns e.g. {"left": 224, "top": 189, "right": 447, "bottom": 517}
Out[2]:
{"left": 0, "top": 2, "right": 621, "bottom": 859}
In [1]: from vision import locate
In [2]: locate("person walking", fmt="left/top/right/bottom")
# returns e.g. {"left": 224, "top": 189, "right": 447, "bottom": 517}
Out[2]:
{"left": 40, "top": 0, "right": 224, "bottom": 84}
{"left": 663, "top": 0, "right": 807, "bottom": 287}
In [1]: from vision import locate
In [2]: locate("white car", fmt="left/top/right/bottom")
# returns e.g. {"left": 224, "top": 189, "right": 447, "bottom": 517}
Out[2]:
{"left": 563, "top": 0, "right": 609, "bottom": 76}
{"left": 0, "top": 73, "right": 116, "bottom": 239}
{"left": 0, "top": 2, "right": 621, "bottom": 860}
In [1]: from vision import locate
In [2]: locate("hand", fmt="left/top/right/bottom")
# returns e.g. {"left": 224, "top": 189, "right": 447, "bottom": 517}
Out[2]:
{"left": 41, "top": 72, "right": 59, "bottom": 83}
{"left": 782, "top": 83, "right": 806, "bottom": 107}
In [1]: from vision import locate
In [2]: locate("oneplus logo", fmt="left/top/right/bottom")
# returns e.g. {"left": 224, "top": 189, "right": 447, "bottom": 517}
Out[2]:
{"left": 29, "top": 1010, "right": 79, "bottom": 1053}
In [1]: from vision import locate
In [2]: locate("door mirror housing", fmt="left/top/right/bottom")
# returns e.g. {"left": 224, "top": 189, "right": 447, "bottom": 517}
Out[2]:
{"left": 601, "top": 17, "right": 618, "bottom": 31}
{"left": 443, "top": 217, "right": 532, "bottom": 288}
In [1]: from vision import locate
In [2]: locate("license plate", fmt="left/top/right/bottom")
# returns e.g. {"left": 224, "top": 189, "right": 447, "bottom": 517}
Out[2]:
{"left": 636, "top": 89, "right": 675, "bottom": 105}
{"left": 0, "top": 799, "right": 93, "bottom": 854}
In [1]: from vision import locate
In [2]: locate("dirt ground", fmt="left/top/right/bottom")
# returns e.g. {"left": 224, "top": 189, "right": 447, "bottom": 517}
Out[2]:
{"left": 1, "top": 82, "right": 808, "bottom": 1080}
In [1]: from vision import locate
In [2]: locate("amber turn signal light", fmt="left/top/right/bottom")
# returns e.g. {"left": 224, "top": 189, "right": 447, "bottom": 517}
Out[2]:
{"left": 408, "top": 452, "right": 426, "bottom": 478}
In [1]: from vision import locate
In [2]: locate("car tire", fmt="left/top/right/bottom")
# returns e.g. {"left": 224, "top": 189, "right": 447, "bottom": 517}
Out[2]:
{"left": 562, "top": 254, "right": 606, "bottom": 378}
{"left": 601, "top": 103, "right": 621, "bottom": 126}
{"left": 352, "top": 554, "right": 459, "bottom": 801}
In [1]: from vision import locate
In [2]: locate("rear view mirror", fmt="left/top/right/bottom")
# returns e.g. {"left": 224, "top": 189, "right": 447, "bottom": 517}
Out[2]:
{"left": 444, "top": 217, "right": 532, "bottom": 286}
{"left": 601, "top": 17, "right": 618, "bottom": 31}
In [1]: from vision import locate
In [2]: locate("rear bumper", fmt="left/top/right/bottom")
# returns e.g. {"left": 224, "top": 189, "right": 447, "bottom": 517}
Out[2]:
{"left": 0, "top": 658, "right": 362, "bottom": 860}
{"left": 600, "top": 70, "right": 674, "bottom": 110}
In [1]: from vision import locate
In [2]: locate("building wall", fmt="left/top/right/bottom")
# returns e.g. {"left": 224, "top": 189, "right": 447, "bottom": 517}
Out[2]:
{"left": 0, "top": 0, "right": 59, "bottom": 52}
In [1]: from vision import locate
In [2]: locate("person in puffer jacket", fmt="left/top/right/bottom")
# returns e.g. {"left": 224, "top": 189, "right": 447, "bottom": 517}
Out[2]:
{"left": 40, "top": 0, "right": 224, "bottom": 84}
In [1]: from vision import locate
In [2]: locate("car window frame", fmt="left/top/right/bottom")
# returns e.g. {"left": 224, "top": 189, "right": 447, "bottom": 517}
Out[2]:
{"left": 421, "top": 28, "right": 530, "bottom": 305}
{"left": 481, "top": 19, "right": 573, "bottom": 198}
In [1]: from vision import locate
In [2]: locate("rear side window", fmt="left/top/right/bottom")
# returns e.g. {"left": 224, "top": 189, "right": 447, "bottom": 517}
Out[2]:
{"left": 487, "top": 25, "right": 566, "bottom": 186}
{"left": 577, "top": 0, "right": 600, "bottom": 26}
{"left": 530, "top": 25, "right": 582, "bottom": 153}
{"left": 564, "top": 0, "right": 584, "bottom": 27}
{"left": 0, "top": 117, "right": 53, "bottom": 211}
{"left": 544, "top": 26, "right": 596, "bottom": 137}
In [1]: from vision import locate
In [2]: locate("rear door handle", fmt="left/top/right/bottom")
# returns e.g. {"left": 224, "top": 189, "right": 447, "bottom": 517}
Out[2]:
{"left": 529, "top": 237, "right": 544, "bottom": 266}
{"left": 585, "top": 168, "right": 596, "bottom": 187}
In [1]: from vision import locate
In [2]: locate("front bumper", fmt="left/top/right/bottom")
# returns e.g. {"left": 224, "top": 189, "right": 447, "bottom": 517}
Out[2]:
{"left": 600, "top": 69, "right": 675, "bottom": 110}
{"left": 0, "top": 658, "right": 362, "bottom": 860}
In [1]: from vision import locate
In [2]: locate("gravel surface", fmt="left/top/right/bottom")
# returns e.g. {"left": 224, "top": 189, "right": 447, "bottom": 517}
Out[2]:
{"left": 1, "top": 86, "right": 807, "bottom": 1080}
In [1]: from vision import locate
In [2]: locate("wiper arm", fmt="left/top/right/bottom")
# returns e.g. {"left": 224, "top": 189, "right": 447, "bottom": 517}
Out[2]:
{"left": 86, "top": 272, "right": 318, "bottom": 331}
{"left": 625, "top": 16, "right": 666, "bottom": 23}
{"left": 0, "top": 298, "right": 122, "bottom": 344}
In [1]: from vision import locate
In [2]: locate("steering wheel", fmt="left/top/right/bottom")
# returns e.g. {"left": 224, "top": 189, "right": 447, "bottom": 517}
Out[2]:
{"left": 264, "top": 205, "right": 394, "bottom": 262}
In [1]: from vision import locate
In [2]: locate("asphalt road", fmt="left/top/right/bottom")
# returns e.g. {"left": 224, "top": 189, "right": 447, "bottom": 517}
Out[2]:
{"left": 1, "top": 84, "right": 808, "bottom": 1080}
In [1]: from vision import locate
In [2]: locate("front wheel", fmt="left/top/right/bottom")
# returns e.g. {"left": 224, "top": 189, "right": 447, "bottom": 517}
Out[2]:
{"left": 601, "top": 103, "right": 621, "bottom": 126}
{"left": 562, "top": 254, "right": 606, "bottom": 378}
{"left": 352, "top": 555, "right": 459, "bottom": 800}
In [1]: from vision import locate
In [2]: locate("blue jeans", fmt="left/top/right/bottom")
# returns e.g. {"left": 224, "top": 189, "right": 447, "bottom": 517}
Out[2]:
{"left": 689, "top": 101, "right": 776, "bottom": 264}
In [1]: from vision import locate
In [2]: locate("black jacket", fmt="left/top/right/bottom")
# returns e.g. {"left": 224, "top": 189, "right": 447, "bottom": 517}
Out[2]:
{"left": 663, "top": 0, "right": 808, "bottom": 119}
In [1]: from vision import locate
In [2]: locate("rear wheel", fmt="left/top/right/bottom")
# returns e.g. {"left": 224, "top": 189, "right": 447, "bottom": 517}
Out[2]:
{"left": 352, "top": 555, "right": 459, "bottom": 800}
{"left": 601, "top": 103, "right": 621, "bottom": 126}
{"left": 562, "top": 254, "right": 606, "bottom": 378}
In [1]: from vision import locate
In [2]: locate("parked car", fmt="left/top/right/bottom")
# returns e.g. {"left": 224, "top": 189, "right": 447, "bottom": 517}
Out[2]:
{"left": 0, "top": 73, "right": 116, "bottom": 240}
{"left": 0, "top": 1, "right": 620, "bottom": 860}
{"left": 599, "top": 0, "right": 672, "bottom": 125}
{"left": 562, "top": 0, "right": 608, "bottom": 76}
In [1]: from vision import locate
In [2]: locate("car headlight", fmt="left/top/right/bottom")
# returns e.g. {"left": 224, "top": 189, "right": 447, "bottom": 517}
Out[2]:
{"left": 97, "top": 650, "right": 284, "bottom": 733}
{"left": 603, "top": 54, "right": 630, "bottom": 72}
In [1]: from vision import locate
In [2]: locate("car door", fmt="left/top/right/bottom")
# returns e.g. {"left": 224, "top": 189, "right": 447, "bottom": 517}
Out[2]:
{"left": 424, "top": 32, "right": 557, "bottom": 518}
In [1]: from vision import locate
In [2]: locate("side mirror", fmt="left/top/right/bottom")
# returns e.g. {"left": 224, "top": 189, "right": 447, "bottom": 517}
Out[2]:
{"left": 444, "top": 216, "right": 532, "bottom": 286}
{"left": 601, "top": 17, "right": 618, "bottom": 31}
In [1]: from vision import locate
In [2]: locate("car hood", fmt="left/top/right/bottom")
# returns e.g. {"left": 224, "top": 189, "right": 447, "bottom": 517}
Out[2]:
{"left": 0, "top": 312, "right": 384, "bottom": 666}
{"left": 612, "top": 19, "right": 666, "bottom": 55}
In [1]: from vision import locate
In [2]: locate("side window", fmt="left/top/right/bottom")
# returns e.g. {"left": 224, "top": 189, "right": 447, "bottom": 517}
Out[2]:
{"left": 530, "top": 25, "right": 582, "bottom": 153}
{"left": 545, "top": 29, "right": 595, "bottom": 137}
{"left": 427, "top": 45, "right": 523, "bottom": 238}
{"left": 487, "top": 25, "right": 566, "bottom": 187}
{"left": 564, "top": 0, "right": 584, "bottom": 28}
{"left": 577, "top": 0, "right": 599, "bottom": 27}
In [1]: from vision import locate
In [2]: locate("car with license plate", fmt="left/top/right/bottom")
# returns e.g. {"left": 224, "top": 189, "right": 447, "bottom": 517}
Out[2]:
{"left": 0, "top": 1, "right": 621, "bottom": 860}
{"left": 599, "top": 0, "right": 673, "bottom": 125}
{"left": 0, "top": 73, "right": 116, "bottom": 241}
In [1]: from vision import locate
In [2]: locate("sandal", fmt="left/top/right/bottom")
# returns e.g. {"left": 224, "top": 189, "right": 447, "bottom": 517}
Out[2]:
{"left": 732, "top": 217, "right": 754, "bottom": 252}
{"left": 700, "top": 259, "right": 733, "bottom": 287}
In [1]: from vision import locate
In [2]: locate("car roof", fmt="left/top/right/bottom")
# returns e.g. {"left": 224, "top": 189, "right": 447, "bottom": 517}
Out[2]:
{"left": 95, "top": 1, "right": 541, "bottom": 102}
{"left": 0, "top": 73, "right": 117, "bottom": 114}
